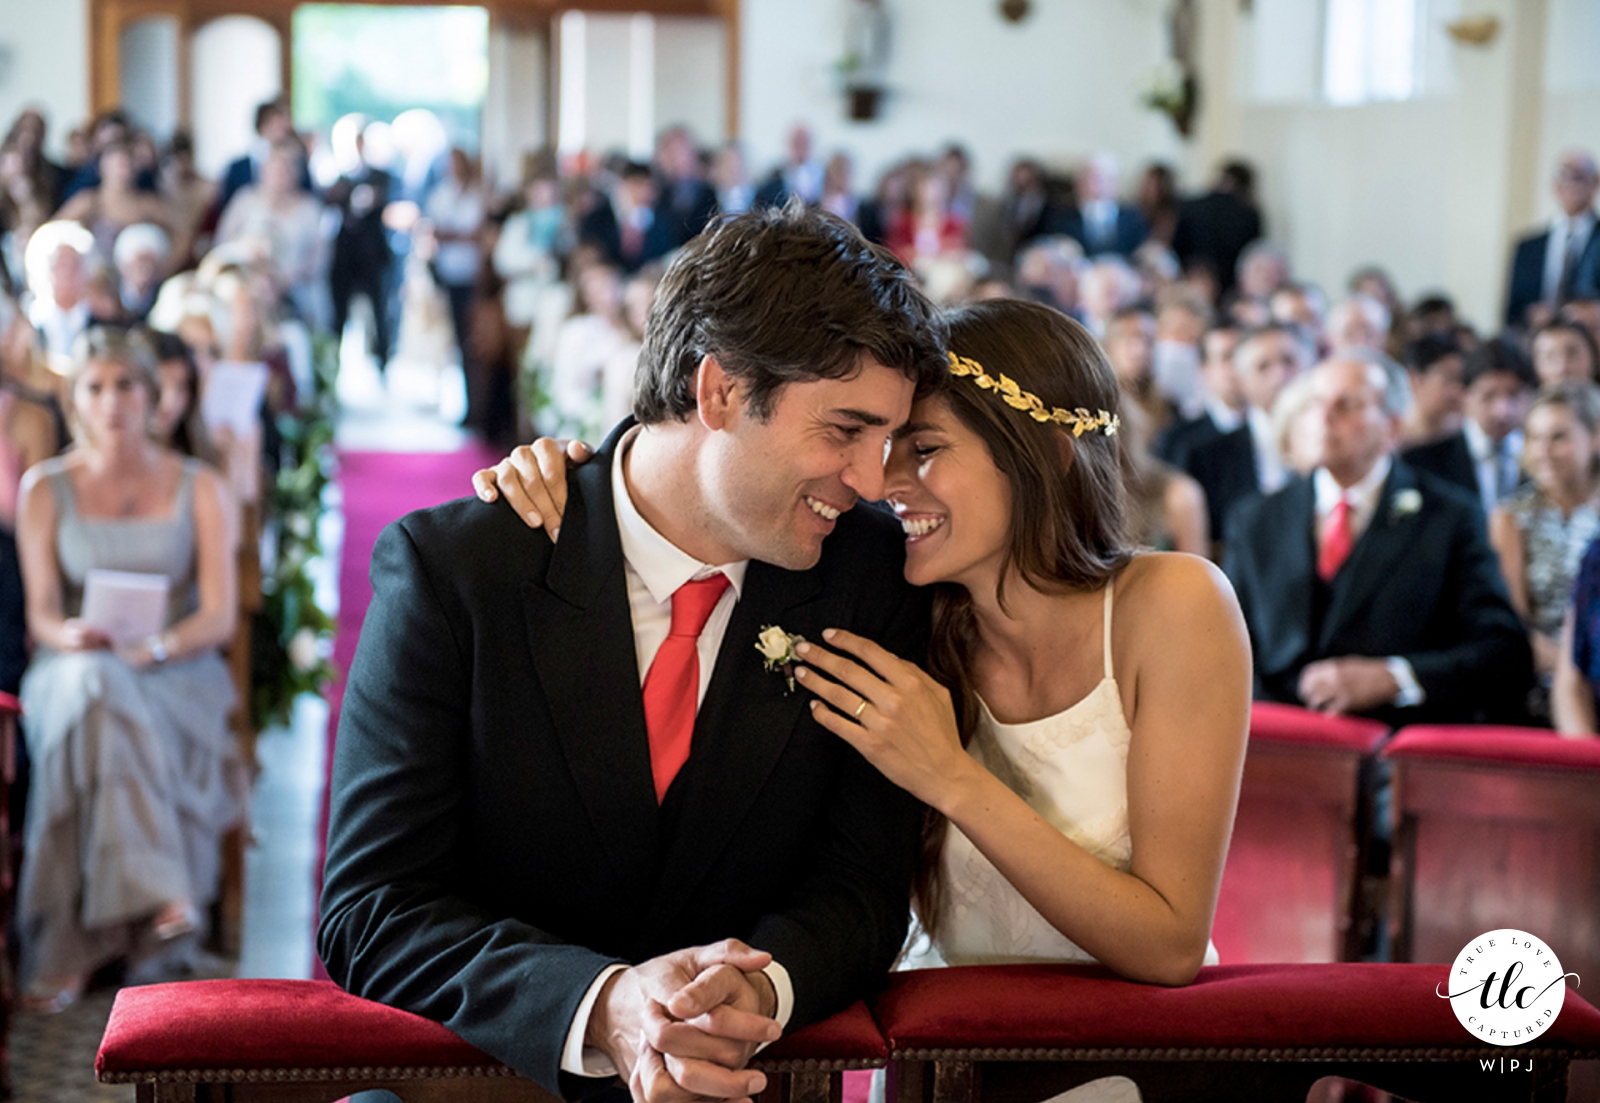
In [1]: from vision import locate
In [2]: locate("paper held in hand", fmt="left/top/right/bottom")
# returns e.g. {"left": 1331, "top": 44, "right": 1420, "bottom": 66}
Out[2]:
{"left": 201, "top": 361, "right": 270, "bottom": 437}
{"left": 81, "top": 569, "right": 170, "bottom": 642}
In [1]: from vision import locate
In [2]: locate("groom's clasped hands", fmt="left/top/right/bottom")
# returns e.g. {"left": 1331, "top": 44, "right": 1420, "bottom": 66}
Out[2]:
{"left": 589, "top": 939, "right": 782, "bottom": 1103}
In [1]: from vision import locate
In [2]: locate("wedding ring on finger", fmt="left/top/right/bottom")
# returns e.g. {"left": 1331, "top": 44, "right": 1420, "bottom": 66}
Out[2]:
{"left": 854, "top": 698, "right": 868, "bottom": 718}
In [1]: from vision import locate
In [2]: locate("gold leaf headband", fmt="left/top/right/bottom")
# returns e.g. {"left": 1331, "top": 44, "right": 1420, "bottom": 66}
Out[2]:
{"left": 946, "top": 352, "right": 1120, "bottom": 438}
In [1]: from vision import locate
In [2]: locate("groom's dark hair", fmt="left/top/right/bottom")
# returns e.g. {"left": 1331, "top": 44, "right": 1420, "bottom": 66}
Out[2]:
{"left": 633, "top": 200, "right": 946, "bottom": 424}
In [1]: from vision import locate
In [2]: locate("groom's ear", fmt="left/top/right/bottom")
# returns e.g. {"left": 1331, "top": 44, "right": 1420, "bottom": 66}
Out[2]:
{"left": 695, "top": 354, "right": 741, "bottom": 431}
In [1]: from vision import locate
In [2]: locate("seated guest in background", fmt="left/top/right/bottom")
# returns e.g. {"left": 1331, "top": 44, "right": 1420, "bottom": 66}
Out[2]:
{"left": 1530, "top": 317, "right": 1600, "bottom": 387}
{"left": 1268, "top": 282, "right": 1327, "bottom": 349}
{"left": 216, "top": 140, "right": 326, "bottom": 325}
{"left": 1403, "top": 338, "right": 1537, "bottom": 515}
{"left": 23, "top": 220, "right": 94, "bottom": 362}
{"left": 1405, "top": 294, "right": 1457, "bottom": 342}
{"left": 1150, "top": 286, "right": 1209, "bottom": 419}
{"left": 1172, "top": 159, "right": 1263, "bottom": 298}
{"left": 819, "top": 152, "right": 859, "bottom": 225}
{"left": 1348, "top": 265, "right": 1402, "bottom": 323}
{"left": 1489, "top": 384, "right": 1600, "bottom": 715}
{"left": 1553, "top": 535, "right": 1600, "bottom": 736}
{"left": 1159, "top": 323, "right": 1242, "bottom": 467}
{"left": 15, "top": 326, "right": 242, "bottom": 1011}
{"left": 755, "top": 122, "right": 824, "bottom": 208}
{"left": 1325, "top": 294, "right": 1389, "bottom": 353}
{"left": 709, "top": 142, "right": 754, "bottom": 217}
{"left": 112, "top": 222, "right": 170, "bottom": 321}
{"left": 1013, "top": 236, "right": 1084, "bottom": 318}
{"left": 1269, "top": 370, "right": 1324, "bottom": 476}
{"left": 1224, "top": 352, "right": 1532, "bottom": 722}
{"left": 1104, "top": 305, "right": 1172, "bottom": 438}
{"left": 1563, "top": 296, "right": 1600, "bottom": 353}
{"left": 1121, "top": 401, "right": 1210, "bottom": 557}
{"left": 1078, "top": 256, "right": 1140, "bottom": 340}
{"left": 1184, "top": 322, "right": 1308, "bottom": 549}
{"left": 885, "top": 166, "right": 967, "bottom": 268}
{"left": 1229, "top": 240, "right": 1291, "bottom": 316}
{"left": 991, "top": 157, "right": 1055, "bottom": 263}
{"left": 1400, "top": 334, "right": 1466, "bottom": 447}
{"left": 1137, "top": 161, "right": 1180, "bottom": 247}
{"left": 214, "top": 98, "right": 309, "bottom": 218}
{"left": 544, "top": 263, "right": 628, "bottom": 441}
{"left": 158, "top": 132, "right": 215, "bottom": 261}
{"left": 578, "top": 161, "right": 673, "bottom": 274}
{"left": 55, "top": 140, "right": 180, "bottom": 265}
{"left": 150, "top": 329, "right": 218, "bottom": 466}
{"left": 652, "top": 126, "right": 716, "bottom": 250}
{"left": 1047, "top": 152, "right": 1147, "bottom": 259}
{"left": 1505, "top": 150, "right": 1599, "bottom": 330}
{"left": 493, "top": 173, "right": 567, "bottom": 356}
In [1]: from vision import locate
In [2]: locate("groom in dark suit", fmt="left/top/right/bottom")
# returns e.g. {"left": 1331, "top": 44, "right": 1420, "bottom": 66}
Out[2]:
{"left": 1223, "top": 352, "right": 1531, "bottom": 726}
{"left": 319, "top": 205, "right": 946, "bottom": 1103}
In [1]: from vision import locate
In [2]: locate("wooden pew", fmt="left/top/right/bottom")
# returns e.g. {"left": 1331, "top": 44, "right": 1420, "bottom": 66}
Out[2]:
{"left": 1211, "top": 703, "right": 1389, "bottom": 964}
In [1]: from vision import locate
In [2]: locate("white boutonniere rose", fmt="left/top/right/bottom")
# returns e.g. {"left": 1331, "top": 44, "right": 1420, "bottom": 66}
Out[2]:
{"left": 1392, "top": 488, "right": 1423, "bottom": 517}
{"left": 756, "top": 625, "right": 806, "bottom": 691}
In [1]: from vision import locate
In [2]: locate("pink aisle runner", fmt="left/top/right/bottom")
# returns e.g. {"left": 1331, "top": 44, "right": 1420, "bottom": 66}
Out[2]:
{"left": 314, "top": 445, "right": 500, "bottom": 975}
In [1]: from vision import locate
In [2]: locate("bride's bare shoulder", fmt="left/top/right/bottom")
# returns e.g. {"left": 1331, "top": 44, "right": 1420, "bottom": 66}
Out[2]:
{"left": 1114, "top": 552, "right": 1245, "bottom": 636}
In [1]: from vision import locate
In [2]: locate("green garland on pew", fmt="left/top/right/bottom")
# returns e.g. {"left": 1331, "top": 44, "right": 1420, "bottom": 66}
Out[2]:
{"left": 250, "top": 336, "right": 340, "bottom": 732}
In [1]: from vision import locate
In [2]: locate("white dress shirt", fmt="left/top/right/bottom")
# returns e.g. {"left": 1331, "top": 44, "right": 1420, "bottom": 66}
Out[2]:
{"left": 1312, "top": 456, "right": 1424, "bottom": 707}
{"left": 27, "top": 297, "right": 88, "bottom": 361}
{"left": 561, "top": 431, "right": 793, "bottom": 1078}
{"left": 1246, "top": 406, "right": 1291, "bottom": 495}
{"left": 1463, "top": 417, "right": 1522, "bottom": 517}
{"left": 1204, "top": 395, "right": 1245, "bottom": 434}
{"left": 1543, "top": 210, "right": 1596, "bottom": 301}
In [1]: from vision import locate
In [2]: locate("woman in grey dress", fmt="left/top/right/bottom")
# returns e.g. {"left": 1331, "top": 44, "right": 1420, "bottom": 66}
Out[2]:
{"left": 15, "top": 326, "right": 242, "bottom": 1010}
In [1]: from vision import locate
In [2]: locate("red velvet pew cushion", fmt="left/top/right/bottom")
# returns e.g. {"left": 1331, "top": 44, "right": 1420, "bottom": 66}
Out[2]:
{"left": 0, "top": 690, "right": 19, "bottom": 716}
{"left": 1384, "top": 726, "right": 1600, "bottom": 772}
{"left": 96, "top": 979, "right": 886, "bottom": 1077}
{"left": 873, "top": 964, "right": 1600, "bottom": 1053}
{"left": 1248, "top": 702, "right": 1388, "bottom": 754}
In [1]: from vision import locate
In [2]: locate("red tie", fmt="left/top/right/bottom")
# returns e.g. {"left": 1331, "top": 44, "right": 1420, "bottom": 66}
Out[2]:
{"left": 1318, "top": 497, "right": 1353, "bottom": 582}
{"left": 642, "top": 574, "right": 731, "bottom": 802}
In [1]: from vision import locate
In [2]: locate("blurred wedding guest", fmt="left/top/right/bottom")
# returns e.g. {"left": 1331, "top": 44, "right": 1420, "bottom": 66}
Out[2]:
{"left": 1489, "top": 386, "right": 1600, "bottom": 714}
{"left": 597, "top": 264, "right": 661, "bottom": 431}
{"left": 423, "top": 148, "right": 485, "bottom": 389}
{"left": 150, "top": 329, "right": 216, "bottom": 464}
{"left": 1401, "top": 334, "right": 1466, "bottom": 447}
{"left": 4, "top": 108, "right": 68, "bottom": 211}
{"left": 1172, "top": 159, "right": 1263, "bottom": 298}
{"left": 856, "top": 161, "right": 910, "bottom": 246}
{"left": 1530, "top": 317, "right": 1600, "bottom": 387}
{"left": 493, "top": 174, "right": 566, "bottom": 357}
{"left": 1404, "top": 294, "right": 1457, "bottom": 342}
{"left": 1104, "top": 306, "right": 1171, "bottom": 435}
{"left": 755, "top": 123, "right": 823, "bottom": 208}
{"left": 24, "top": 220, "right": 95, "bottom": 360}
{"left": 709, "top": 143, "right": 754, "bottom": 216}
{"left": 1552, "top": 537, "right": 1600, "bottom": 735}
{"left": 1, "top": 143, "right": 55, "bottom": 294}
{"left": 1151, "top": 285, "right": 1209, "bottom": 417}
{"left": 990, "top": 157, "right": 1055, "bottom": 263}
{"left": 1225, "top": 352, "right": 1531, "bottom": 722}
{"left": 1120, "top": 401, "right": 1208, "bottom": 556}
{"left": 15, "top": 326, "right": 243, "bottom": 1011}
{"left": 215, "top": 98, "right": 308, "bottom": 218}
{"left": 1048, "top": 152, "right": 1146, "bottom": 258}
{"left": 1013, "top": 236, "right": 1084, "bottom": 317}
{"left": 1269, "top": 282, "right": 1327, "bottom": 345}
{"left": 886, "top": 165, "right": 966, "bottom": 267}
{"left": 1232, "top": 240, "right": 1291, "bottom": 307}
{"left": 934, "top": 143, "right": 977, "bottom": 224}
{"left": 216, "top": 141, "right": 325, "bottom": 324}
{"left": 578, "top": 161, "right": 671, "bottom": 274}
{"left": 1137, "top": 162, "right": 1180, "bottom": 247}
{"left": 820, "top": 152, "right": 859, "bottom": 224}
{"left": 1131, "top": 240, "right": 1181, "bottom": 303}
{"left": 1403, "top": 339, "right": 1538, "bottom": 515}
{"left": 1269, "top": 370, "right": 1324, "bottom": 476}
{"left": 1562, "top": 297, "right": 1600, "bottom": 353}
{"left": 1078, "top": 256, "right": 1140, "bottom": 339}
{"left": 158, "top": 132, "right": 215, "bottom": 255}
{"left": 1506, "top": 150, "right": 1599, "bottom": 330}
{"left": 543, "top": 263, "right": 627, "bottom": 440}
{"left": 1159, "top": 323, "right": 1242, "bottom": 466}
{"left": 55, "top": 140, "right": 179, "bottom": 265}
{"left": 326, "top": 127, "right": 394, "bottom": 370}
{"left": 1185, "top": 322, "right": 1309, "bottom": 545}
{"left": 84, "top": 259, "right": 127, "bottom": 326}
{"left": 652, "top": 125, "right": 715, "bottom": 249}
{"left": 112, "top": 223, "right": 169, "bottom": 321}
{"left": 1348, "top": 265, "right": 1402, "bottom": 322}
{"left": 1325, "top": 295, "right": 1390, "bottom": 353}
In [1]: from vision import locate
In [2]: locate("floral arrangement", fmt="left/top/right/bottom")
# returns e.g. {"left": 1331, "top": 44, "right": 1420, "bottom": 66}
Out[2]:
{"left": 250, "top": 336, "right": 339, "bottom": 731}
{"left": 1139, "top": 59, "right": 1197, "bottom": 138}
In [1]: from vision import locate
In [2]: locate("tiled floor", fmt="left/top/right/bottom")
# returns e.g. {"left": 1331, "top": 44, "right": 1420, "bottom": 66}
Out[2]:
{"left": 8, "top": 349, "right": 472, "bottom": 1102}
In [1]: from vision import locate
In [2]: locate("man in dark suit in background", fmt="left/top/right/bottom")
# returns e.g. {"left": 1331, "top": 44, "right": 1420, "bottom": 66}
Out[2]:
{"left": 1224, "top": 352, "right": 1531, "bottom": 725}
{"left": 654, "top": 126, "right": 718, "bottom": 250}
{"left": 1504, "top": 150, "right": 1600, "bottom": 329}
{"left": 1158, "top": 323, "right": 1243, "bottom": 467}
{"left": 1173, "top": 160, "right": 1264, "bottom": 299}
{"left": 214, "top": 98, "right": 312, "bottom": 220}
{"left": 580, "top": 162, "right": 678, "bottom": 273}
{"left": 320, "top": 205, "right": 945, "bottom": 1103}
{"left": 1046, "top": 153, "right": 1147, "bottom": 259}
{"left": 326, "top": 129, "right": 394, "bottom": 371}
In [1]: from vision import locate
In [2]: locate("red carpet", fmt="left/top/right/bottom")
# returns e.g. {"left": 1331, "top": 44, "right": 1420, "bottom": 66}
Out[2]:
{"left": 313, "top": 445, "right": 500, "bottom": 976}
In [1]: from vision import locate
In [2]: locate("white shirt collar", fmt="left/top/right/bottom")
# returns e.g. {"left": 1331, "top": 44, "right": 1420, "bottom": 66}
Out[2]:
{"left": 1314, "top": 455, "right": 1392, "bottom": 517}
{"left": 1462, "top": 417, "right": 1519, "bottom": 464}
{"left": 611, "top": 429, "right": 747, "bottom": 606}
{"left": 1206, "top": 396, "right": 1244, "bottom": 433}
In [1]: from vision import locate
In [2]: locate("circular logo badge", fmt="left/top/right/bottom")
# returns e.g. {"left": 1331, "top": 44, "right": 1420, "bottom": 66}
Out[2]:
{"left": 1440, "top": 930, "right": 1572, "bottom": 1046}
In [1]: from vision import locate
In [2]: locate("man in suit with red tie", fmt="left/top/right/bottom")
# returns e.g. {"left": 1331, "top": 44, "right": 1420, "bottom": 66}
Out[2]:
{"left": 319, "top": 205, "right": 946, "bottom": 1103}
{"left": 1222, "top": 352, "right": 1531, "bottom": 725}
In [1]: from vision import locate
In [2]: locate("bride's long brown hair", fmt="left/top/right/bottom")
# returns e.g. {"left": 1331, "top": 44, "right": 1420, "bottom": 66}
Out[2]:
{"left": 914, "top": 298, "right": 1135, "bottom": 937}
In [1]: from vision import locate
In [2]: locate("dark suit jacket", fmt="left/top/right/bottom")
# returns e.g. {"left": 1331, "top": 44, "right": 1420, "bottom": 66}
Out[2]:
{"left": 1400, "top": 431, "right": 1479, "bottom": 507}
{"left": 1044, "top": 203, "right": 1148, "bottom": 258}
{"left": 1157, "top": 410, "right": 1230, "bottom": 469}
{"left": 326, "top": 166, "right": 394, "bottom": 274}
{"left": 1184, "top": 424, "right": 1261, "bottom": 546}
{"left": 578, "top": 200, "right": 678, "bottom": 273}
{"left": 1222, "top": 461, "right": 1532, "bottom": 725}
{"left": 1505, "top": 219, "right": 1600, "bottom": 328}
{"left": 318, "top": 425, "right": 927, "bottom": 1099}
{"left": 655, "top": 179, "right": 718, "bottom": 249}
{"left": 1171, "top": 191, "right": 1263, "bottom": 296}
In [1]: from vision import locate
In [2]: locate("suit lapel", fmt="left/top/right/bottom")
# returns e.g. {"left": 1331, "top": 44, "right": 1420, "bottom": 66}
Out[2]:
{"left": 644, "top": 557, "right": 825, "bottom": 934}
{"left": 1319, "top": 463, "right": 1423, "bottom": 651}
{"left": 524, "top": 423, "right": 661, "bottom": 891}
{"left": 1262, "top": 478, "right": 1316, "bottom": 663}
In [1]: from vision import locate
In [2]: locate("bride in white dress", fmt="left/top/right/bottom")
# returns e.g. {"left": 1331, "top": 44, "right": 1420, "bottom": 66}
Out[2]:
{"left": 475, "top": 297, "right": 1252, "bottom": 1101}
